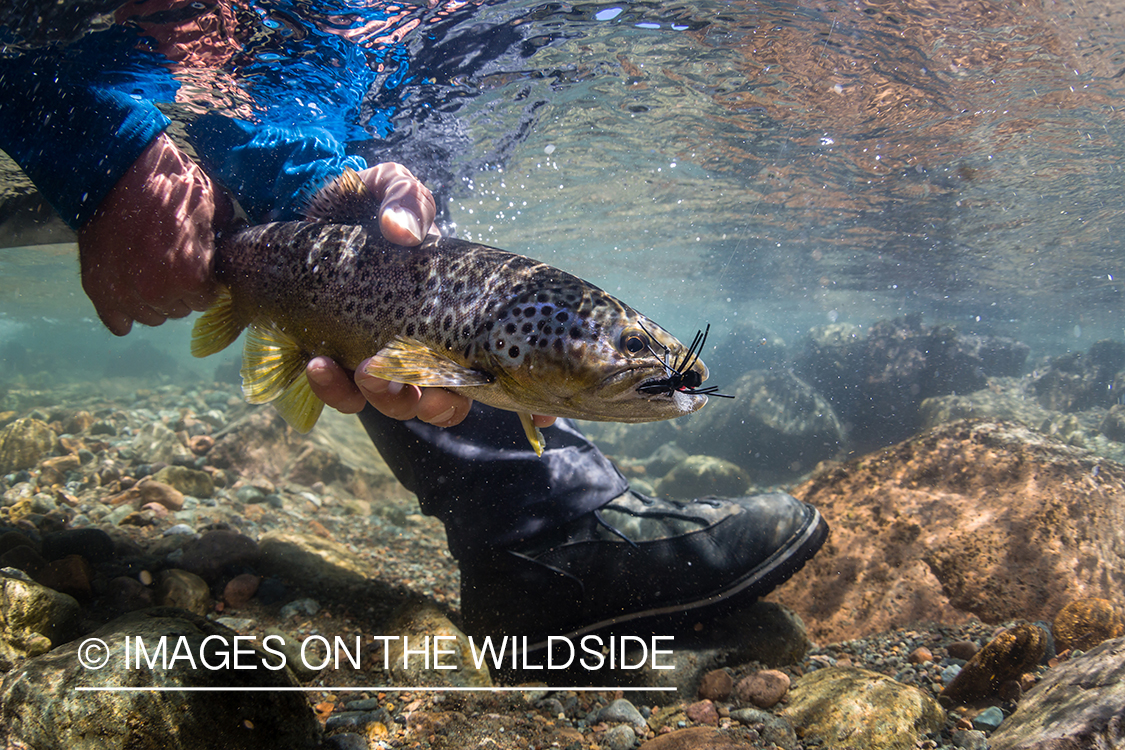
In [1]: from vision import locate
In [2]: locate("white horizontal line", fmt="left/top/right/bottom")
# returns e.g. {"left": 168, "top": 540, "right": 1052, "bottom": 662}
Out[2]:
{"left": 74, "top": 686, "right": 676, "bottom": 692}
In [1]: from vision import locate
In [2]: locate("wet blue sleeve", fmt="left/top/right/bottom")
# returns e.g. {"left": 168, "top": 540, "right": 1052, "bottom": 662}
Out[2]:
{"left": 186, "top": 114, "right": 367, "bottom": 223}
{"left": 0, "top": 60, "right": 169, "bottom": 229}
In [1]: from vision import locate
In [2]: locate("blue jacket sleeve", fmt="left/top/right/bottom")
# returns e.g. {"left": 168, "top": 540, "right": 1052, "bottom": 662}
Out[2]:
{"left": 0, "top": 59, "right": 170, "bottom": 229}
{"left": 186, "top": 114, "right": 367, "bottom": 223}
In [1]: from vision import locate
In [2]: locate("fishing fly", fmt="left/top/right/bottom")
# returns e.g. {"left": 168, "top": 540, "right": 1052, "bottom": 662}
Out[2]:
{"left": 636, "top": 323, "right": 735, "bottom": 399}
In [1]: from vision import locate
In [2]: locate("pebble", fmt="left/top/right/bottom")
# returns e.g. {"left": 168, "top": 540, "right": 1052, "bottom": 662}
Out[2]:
{"left": 157, "top": 569, "right": 212, "bottom": 615}
{"left": 947, "top": 640, "right": 980, "bottom": 660}
{"left": 222, "top": 572, "right": 260, "bottom": 608}
{"left": 597, "top": 699, "right": 645, "bottom": 729}
{"left": 32, "top": 554, "right": 94, "bottom": 599}
{"left": 603, "top": 724, "right": 636, "bottom": 750}
{"left": 952, "top": 729, "right": 989, "bottom": 749}
{"left": 163, "top": 524, "right": 196, "bottom": 537}
{"left": 734, "top": 669, "right": 790, "bottom": 708}
{"left": 941, "top": 663, "right": 963, "bottom": 683}
{"left": 908, "top": 646, "right": 933, "bottom": 664}
{"left": 684, "top": 699, "right": 719, "bottom": 725}
{"left": 279, "top": 597, "right": 321, "bottom": 619}
{"left": 214, "top": 616, "right": 255, "bottom": 631}
{"left": 972, "top": 705, "right": 1005, "bottom": 732}
{"left": 696, "top": 668, "right": 733, "bottom": 701}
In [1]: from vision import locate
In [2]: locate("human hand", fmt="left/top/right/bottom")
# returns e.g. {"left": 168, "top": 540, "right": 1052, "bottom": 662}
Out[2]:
{"left": 304, "top": 163, "right": 557, "bottom": 430}
{"left": 78, "top": 133, "right": 232, "bottom": 336}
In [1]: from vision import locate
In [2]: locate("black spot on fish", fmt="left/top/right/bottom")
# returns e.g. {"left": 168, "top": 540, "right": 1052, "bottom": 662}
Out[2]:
{"left": 485, "top": 320, "right": 494, "bottom": 330}
{"left": 537, "top": 292, "right": 550, "bottom": 302}
{"left": 542, "top": 305, "right": 553, "bottom": 315}
{"left": 462, "top": 325, "right": 471, "bottom": 338}
{"left": 506, "top": 323, "right": 517, "bottom": 334}
{"left": 553, "top": 339, "right": 564, "bottom": 352}
{"left": 396, "top": 307, "right": 406, "bottom": 318}
{"left": 419, "top": 321, "right": 429, "bottom": 334}
{"left": 496, "top": 339, "right": 505, "bottom": 349}
{"left": 537, "top": 319, "right": 549, "bottom": 331}
{"left": 519, "top": 293, "right": 532, "bottom": 304}
{"left": 426, "top": 277, "right": 438, "bottom": 290}
{"left": 566, "top": 293, "right": 578, "bottom": 302}
{"left": 382, "top": 291, "right": 393, "bottom": 303}
{"left": 513, "top": 307, "right": 522, "bottom": 318}
{"left": 464, "top": 344, "right": 472, "bottom": 358}
{"left": 443, "top": 315, "right": 453, "bottom": 331}
{"left": 570, "top": 327, "right": 582, "bottom": 339}
{"left": 509, "top": 345, "right": 520, "bottom": 358}
{"left": 444, "top": 338, "right": 453, "bottom": 350}
{"left": 484, "top": 342, "right": 491, "bottom": 351}
{"left": 524, "top": 307, "right": 536, "bottom": 317}
{"left": 453, "top": 281, "right": 464, "bottom": 294}
{"left": 406, "top": 323, "right": 416, "bottom": 336}
{"left": 555, "top": 311, "right": 569, "bottom": 322}
{"left": 538, "top": 338, "right": 549, "bottom": 348}
{"left": 522, "top": 322, "right": 533, "bottom": 334}
{"left": 555, "top": 326, "right": 565, "bottom": 335}
{"left": 498, "top": 309, "right": 509, "bottom": 320}
{"left": 528, "top": 335, "right": 538, "bottom": 345}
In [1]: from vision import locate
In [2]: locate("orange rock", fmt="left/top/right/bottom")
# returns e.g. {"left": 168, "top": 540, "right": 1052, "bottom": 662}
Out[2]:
{"left": 734, "top": 669, "right": 790, "bottom": 708}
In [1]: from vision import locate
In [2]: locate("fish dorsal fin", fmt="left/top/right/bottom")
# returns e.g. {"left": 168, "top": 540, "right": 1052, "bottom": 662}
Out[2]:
{"left": 363, "top": 337, "right": 494, "bottom": 387}
{"left": 191, "top": 285, "right": 243, "bottom": 358}
{"left": 303, "top": 167, "right": 376, "bottom": 224}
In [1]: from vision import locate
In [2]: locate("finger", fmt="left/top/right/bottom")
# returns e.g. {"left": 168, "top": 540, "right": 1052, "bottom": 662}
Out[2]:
{"left": 129, "top": 304, "right": 167, "bottom": 328}
{"left": 306, "top": 356, "right": 367, "bottom": 414}
{"left": 355, "top": 366, "right": 424, "bottom": 421}
{"left": 359, "top": 163, "right": 437, "bottom": 246}
{"left": 160, "top": 301, "right": 194, "bottom": 319}
{"left": 414, "top": 388, "right": 472, "bottom": 427}
{"left": 97, "top": 308, "right": 134, "bottom": 337}
{"left": 532, "top": 415, "right": 557, "bottom": 428}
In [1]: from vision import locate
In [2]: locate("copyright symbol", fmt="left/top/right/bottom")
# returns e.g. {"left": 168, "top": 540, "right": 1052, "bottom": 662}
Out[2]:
{"left": 78, "top": 638, "right": 110, "bottom": 670}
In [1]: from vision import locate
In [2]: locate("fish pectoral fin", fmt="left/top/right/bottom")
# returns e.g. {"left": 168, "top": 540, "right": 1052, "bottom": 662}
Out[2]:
{"left": 518, "top": 412, "right": 546, "bottom": 457}
{"left": 241, "top": 321, "right": 312, "bottom": 404}
{"left": 364, "top": 337, "right": 493, "bottom": 388}
{"left": 191, "top": 286, "right": 243, "bottom": 357}
{"left": 302, "top": 167, "right": 374, "bottom": 224}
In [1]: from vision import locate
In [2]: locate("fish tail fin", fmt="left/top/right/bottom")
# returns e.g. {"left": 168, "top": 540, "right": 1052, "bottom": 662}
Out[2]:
{"left": 191, "top": 286, "right": 243, "bottom": 357}
{"left": 518, "top": 412, "right": 546, "bottom": 457}
{"left": 302, "top": 167, "right": 376, "bottom": 224}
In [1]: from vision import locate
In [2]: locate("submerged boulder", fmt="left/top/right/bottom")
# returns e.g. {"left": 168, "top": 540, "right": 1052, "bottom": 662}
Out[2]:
{"left": 773, "top": 419, "right": 1125, "bottom": 644}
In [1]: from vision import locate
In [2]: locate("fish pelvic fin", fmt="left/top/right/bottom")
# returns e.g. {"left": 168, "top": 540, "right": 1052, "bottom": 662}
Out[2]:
{"left": 241, "top": 321, "right": 324, "bottom": 432}
{"left": 363, "top": 337, "right": 494, "bottom": 387}
{"left": 518, "top": 412, "right": 546, "bottom": 457}
{"left": 273, "top": 372, "right": 325, "bottom": 433}
{"left": 191, "top": 286, "right": 243, "bottom": 357}
{"left": 303, "top": 167, "right": 375, "bottom": 224}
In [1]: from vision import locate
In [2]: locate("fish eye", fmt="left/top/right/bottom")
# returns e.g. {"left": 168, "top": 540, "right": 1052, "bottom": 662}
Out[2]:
{"left": 620, "top": 329, "right": 649, "bottom": 355}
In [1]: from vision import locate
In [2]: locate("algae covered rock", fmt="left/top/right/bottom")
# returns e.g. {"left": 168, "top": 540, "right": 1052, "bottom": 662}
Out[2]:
{"left": 379, "top": 600, "right": 492, "bottom": 688}
{"left": 655, "top": 455, "right": 750, "bottom": 499}
{"left": 256, "top": 530, "right": 368, "bottom": 593}
{"left": 679, "top": 370, "right": 844, "bottom": 482}
{"left": 0, "top": 569, "right": 81, "bottom": 670}
{"left": 1052, "top": 597, "right": 1124, "bottom": 653}
{"left": 989, "top": 636, "right": 1125, "bottom": 750}
{"left": 151, "top": 465, "right": 215, "bottom": 498}
{"left": 0, "top": 608, "right": 321, "bottom": 750}
{"left": 0, "top": 417, "right": 59, "bottom": 474}
{"left": 941, "top": 622, "right": 1047, "bottom": 704}
{"left": 782, "top": 666, "right": 943, "bottom": 750}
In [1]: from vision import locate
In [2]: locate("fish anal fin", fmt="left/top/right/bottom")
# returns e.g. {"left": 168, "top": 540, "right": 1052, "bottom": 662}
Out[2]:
{"left": 241, "top": 321, "right": 310, "bottom": 404}
{"left": 272, "top": 372, "right": 325, "bottom": 433}
{"left": 518, "top": 412, "right": 545, "bottom": 457}
{"left": 191, "top": 286, "right": 243, "bottom": 358}
{"left": 303, "top": 167, "right": 375, "bottom": 224}
{"left": 364, "top": 337, "right": 493, "bottom": 388}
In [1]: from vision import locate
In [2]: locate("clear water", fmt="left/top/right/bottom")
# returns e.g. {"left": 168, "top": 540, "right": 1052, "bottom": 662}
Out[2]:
{"left": 3, "top": 0, "right": 1125, "bottom": 450}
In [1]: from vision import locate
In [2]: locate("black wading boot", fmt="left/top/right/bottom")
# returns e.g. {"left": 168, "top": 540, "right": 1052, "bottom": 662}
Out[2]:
{"left": 458, "top": 491, "right": 828, "bottom": 652}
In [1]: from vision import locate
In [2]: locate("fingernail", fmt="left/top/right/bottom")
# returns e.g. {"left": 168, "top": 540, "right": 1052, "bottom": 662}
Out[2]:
{"left": 386, "top": 381, "right": 404, "bottom": 396}
{"left": 306, "top": 363, "right": 331, "bottom": 386}
{"left": 431, "top": 406, "right": 456, "bottom": 425}
{"left": 382, "top": 206, "right": 423, "bottom": 244}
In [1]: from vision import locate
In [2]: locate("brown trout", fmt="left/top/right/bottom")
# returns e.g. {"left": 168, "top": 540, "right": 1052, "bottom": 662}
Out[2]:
{"left": 191, "top": 169, "right": 713, "bottom": 454}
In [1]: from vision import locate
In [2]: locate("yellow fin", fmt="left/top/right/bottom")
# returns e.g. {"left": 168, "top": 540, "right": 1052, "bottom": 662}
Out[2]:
{"left": 518, "top": 412, "right": 545, "bottom": 457}
{"left": 191, "top": 286, "right": 242, "bottom": 358}
{"left": 364, "top": 337, "right": 493, "bottom": 387}
{"left": 272, "top": 371, "right": 324, "bottom": 433}
{"left": 241, "top": 321, "right": 310, "bottom": 404}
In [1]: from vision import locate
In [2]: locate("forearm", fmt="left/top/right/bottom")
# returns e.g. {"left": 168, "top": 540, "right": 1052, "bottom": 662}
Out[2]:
{"left": 0, "top": 58, "right": 169, "bottom": 229}
{"left": 186, "top": 114, "right": 367, "bottom": 223}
